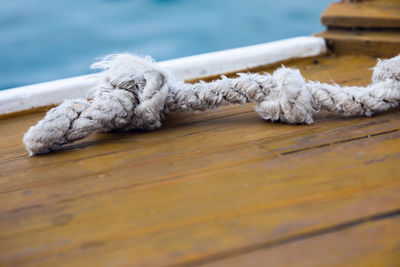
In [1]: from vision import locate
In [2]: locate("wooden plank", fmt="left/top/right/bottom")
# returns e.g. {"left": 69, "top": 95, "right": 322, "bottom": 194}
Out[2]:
{"left": 321, "top": 0, "right": 400, "bottom": 29}
{"left": 1, "top": 128, "right": 400, "bottom": 266}
{"left": 2, "top": 123, "right": 399, "bottom": 266}
{"left": 2, "top": 109, "right": 400, "bottom": 212}
{"left": 1, "top": 54, "right": 400, "bottom": 266}
{"left": 315, "top": 30, "right": 400, "bottom": 57}
{"left": 202, "top": 213, "right": 400, "bottom": 267}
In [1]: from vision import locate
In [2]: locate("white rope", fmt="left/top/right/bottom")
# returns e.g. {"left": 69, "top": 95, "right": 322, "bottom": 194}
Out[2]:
{"left": 23, "top": 54, "right": 400, "bottom": 155}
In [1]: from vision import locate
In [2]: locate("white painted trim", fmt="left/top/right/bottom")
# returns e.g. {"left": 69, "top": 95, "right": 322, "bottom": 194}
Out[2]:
{"left": 0, "top": 36, "right": 326, "bottom": 115}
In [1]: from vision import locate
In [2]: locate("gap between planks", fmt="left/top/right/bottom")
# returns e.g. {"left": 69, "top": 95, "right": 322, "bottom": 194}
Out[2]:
{"left": 170, "top": 208, "right": 400, "bottom": 267}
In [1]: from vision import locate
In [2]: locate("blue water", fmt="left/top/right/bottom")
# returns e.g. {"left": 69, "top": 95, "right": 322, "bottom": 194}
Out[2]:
{"left": 0, "top": 0, "right": 332, "bottom": 90}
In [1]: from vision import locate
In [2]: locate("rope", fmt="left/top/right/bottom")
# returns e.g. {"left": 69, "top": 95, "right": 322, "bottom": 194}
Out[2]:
{"left": 23, "top": 54, "right": 400, "bottom": 155}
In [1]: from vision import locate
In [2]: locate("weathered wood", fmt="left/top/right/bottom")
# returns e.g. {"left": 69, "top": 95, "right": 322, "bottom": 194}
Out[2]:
{"left": 321, "top": 0, "right": 400, "bottom": 29}
{"left": 0, "top": 54, "right": 400, "bottom": 266}
{"left": 315, "top": 30, "right": 400, "bottom": 57}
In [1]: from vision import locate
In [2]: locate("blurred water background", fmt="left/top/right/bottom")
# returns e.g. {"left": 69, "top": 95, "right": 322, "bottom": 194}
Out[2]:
{"left": 0, "top": 0, "right": 332, "bottom": 90}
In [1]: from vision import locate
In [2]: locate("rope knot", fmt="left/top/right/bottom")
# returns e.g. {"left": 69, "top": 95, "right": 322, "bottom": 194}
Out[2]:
{"left": 93, "top": 54, "right": 171, "bottom": 130}
{"left": 255, "top": 67, "right": 315, "bottom": 124}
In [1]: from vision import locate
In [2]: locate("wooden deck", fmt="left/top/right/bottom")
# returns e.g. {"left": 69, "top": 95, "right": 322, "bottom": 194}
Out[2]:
{"left": 1, "top": 53, "right": 400, "bottom": 266}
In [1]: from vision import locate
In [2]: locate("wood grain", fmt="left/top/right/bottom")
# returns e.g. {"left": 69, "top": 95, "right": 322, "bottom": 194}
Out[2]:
{"left": 202, "top": 212, "right": 400, "bottom": 267}
{"left": 315, "top": 30, "right": 400, "bottom": 57}
{"left": 0, "top": 54, "right": 399, "bottom": 266}
{"left": 317, "top": 0, "right": 400, "bottom": 58}
{"left": 321, "top": 0, "right": 400, "bottom": 29}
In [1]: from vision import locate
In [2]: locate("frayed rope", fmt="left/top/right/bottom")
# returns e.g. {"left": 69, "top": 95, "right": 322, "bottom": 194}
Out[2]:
{"left": 23, "top": 54, "right": 400, "bottom": 155}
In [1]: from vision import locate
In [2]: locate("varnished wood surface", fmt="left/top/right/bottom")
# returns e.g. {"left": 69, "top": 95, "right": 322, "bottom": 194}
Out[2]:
{"left": 321, "top": 0, "right": 400, "bottom": 29}
{"left": 315, "top": 29, "right": 400, "bottom": 57}
{"left": 1, "top": 54, "right": 400, "bottom": 266}
{"left": 317, "top": 0, "right": 400, "bottom": 58}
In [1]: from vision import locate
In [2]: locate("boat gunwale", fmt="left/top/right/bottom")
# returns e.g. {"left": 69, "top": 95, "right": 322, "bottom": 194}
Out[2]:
{"left": 0, "top": 36, "right": 326, "bottom": 116}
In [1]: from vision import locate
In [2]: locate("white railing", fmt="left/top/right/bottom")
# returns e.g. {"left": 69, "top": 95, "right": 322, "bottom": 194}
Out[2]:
{"left": 0, "top": 36, "right": 326, "bottom": 115}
